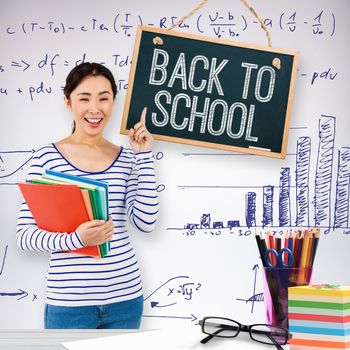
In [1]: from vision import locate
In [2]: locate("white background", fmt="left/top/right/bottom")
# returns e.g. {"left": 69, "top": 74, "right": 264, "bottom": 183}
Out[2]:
{"left": 0, "top": 0, "right": 349, "bottom": 330}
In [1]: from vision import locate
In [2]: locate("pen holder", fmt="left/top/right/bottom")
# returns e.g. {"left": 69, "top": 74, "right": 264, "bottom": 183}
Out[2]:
{"left": 262, "top": 267, "right": 313, "bottom": 330}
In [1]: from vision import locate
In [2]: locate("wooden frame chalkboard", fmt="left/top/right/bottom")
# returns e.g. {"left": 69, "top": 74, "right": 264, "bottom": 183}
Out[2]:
{"left": 121, "top": 26, "right": 298, "bottom": 158}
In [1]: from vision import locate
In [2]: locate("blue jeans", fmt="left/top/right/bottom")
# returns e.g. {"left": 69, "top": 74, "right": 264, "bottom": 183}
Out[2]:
{"left": 44, "top": 295, "right": 143, "bottom": 329}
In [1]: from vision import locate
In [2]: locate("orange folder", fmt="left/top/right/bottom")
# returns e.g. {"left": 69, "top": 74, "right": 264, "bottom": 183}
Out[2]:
{"left": 81, "top": 189, "right": 94, "bottom": 220}
{"left": 18, "top": 182, "right": 100, "bottom": 258}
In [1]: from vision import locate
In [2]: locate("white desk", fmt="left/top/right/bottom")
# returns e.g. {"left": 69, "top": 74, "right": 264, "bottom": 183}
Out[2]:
{"left": 0, "top": 329, "right": 296, "bottom": 350}
{"left": 0, "top": 330, "right": 124, "bottom": 350}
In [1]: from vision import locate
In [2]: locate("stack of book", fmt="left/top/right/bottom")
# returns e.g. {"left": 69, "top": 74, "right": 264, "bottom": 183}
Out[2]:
{"left": 288, "top": 285, "right": 350, "bottom": 349}
{"left": 18, "top": 169, "right": 110, "bottom": 258}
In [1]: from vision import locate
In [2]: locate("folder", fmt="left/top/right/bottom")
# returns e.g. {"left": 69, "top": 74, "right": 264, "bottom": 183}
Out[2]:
{"left": 42, "top": 170, "right": 110, "bottom": 256}
{"left": 44, "top": 170, "right": 109, "bottom": 220}
{"left": 41, "top": 170, "right": 110, "bottom": 257}
{"left": 81, "top": 189, "right": 94, "bottom": 220}
{"left": 18, "top": 182, "right": 101, "bottom": 258}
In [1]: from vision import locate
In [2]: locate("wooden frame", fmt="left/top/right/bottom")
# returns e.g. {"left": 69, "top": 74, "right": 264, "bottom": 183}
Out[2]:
{"left": 121, "top": 26, "right": 298, "bottom": 159}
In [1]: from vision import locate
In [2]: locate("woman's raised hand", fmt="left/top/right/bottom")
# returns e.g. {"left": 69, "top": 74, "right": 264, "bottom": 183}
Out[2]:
{"left": 128, "top": 107, "right": 154, "bottom": 153}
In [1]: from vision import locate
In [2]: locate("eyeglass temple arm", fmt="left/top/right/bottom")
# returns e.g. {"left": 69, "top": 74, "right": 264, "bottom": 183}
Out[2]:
{"left": 200, "top": 324, "right": 239, "bottom": 344}
{"left": 248, "top": 328, "right": 285, "bottom": 350}
{"left": 265, "top": 333, "right": 284, "bottom": 350}
{"left": 200, "top": 329, "right": 222, "bottom": 344}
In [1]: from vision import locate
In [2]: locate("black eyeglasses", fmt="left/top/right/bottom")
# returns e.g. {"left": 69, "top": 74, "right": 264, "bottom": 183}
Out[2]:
{"left": 199, "top": 317, "right": 292, "bottom": 350}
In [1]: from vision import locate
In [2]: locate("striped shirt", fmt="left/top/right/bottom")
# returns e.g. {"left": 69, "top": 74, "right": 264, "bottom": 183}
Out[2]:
{"left": 16, "top": 144, "right": 159, "bottom": 307}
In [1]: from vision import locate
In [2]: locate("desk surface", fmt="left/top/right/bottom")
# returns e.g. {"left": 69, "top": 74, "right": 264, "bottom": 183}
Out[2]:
{"left": 0, "top": 329, "right": 297, "bottom": 350}
{"left": 0, "top": 330, "right": 124, "bottom": 350}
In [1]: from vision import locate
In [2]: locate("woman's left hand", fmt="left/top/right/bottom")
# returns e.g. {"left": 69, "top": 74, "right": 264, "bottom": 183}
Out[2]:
{"left": 128, "top": 107, "right": 154, "bottom": 153}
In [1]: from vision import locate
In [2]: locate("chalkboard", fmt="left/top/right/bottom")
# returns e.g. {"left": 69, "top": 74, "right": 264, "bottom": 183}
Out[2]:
{"left": 121, "top": 26, "right": 298, "bottom": 158}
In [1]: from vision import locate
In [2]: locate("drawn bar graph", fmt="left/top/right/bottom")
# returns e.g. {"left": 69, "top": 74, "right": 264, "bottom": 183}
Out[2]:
{"left": 174, "top": 115, "right": 350, "bottom": 233}
{"left": 314, "top": 115, "right": 335, "bottom": 232}
{"left": 262, "top": 186, "right": 274, "bottom": 228}
{"left": 279, "top": 167, "right": 291, "bottom": 226}
{"left": 334, "top": 147, "right": 350, "bottom": 229}
{"left": 295, "top": 136, "right": 311, "bottom": 227}
{"left": 246, "top": 192, "right": 257, "bottom": 228}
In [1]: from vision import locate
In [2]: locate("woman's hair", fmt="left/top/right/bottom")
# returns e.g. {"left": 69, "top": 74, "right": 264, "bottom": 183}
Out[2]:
{"left": 63, "top": 62, "right": 117, "bottom": 133}
{"left": 64, "top": 62, "right": 117, "bottom": 99}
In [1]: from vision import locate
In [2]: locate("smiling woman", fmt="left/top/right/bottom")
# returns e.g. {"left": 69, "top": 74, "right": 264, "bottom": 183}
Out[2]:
{"left": 58, "top": 71, "right": 118, "bottom": 172}
{"left": 72, "top": 82, "right": 113, "bottom": 129}
{"left": 16, "top": 62, "right": 159, "bottom": 329}
{"left": 63, "top": 63, "right": 117, "bottom": 135}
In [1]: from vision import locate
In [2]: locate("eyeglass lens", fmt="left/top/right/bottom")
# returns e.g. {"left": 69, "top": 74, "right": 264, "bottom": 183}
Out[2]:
{"left": 203, "top": 317, "right": 240, "bottom": 338}
{"left": 250, "top": 324, "right": 288, "bottom": 345}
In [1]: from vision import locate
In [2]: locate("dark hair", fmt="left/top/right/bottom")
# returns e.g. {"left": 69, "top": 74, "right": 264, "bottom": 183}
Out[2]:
{"left": 63, "top": 62, "right": 117, "bottom": 133}
{"left": 64, "top": 62, "right": 117, "bottom": 99}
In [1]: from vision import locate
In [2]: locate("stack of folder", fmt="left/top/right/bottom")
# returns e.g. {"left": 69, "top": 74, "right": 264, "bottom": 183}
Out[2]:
{"left": 288, "top": 285, "right": 350, "bottom": 349}
{"left": 18, "top": 170, "right": 110, "bottom": 258}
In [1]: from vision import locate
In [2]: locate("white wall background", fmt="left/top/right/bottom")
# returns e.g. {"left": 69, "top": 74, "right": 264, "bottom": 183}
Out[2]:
{"left": 0, "top": 0, "right": 349, "bottom": 329}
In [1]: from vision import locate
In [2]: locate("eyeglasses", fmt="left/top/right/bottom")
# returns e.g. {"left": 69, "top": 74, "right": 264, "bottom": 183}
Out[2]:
{"left": 199, "top": 317, "right": 292, "bottom": 350}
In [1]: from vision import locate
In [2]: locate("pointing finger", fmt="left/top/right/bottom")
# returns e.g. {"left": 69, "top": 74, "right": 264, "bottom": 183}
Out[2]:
{"left": 140, "top": 107, "right": 147, "bottom": 124}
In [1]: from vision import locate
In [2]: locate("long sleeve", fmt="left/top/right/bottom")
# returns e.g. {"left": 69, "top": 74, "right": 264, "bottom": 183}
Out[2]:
{"left": 125, "top": 151, "right": 159, "bottom": 233}
{"left": 16, "top": 148, "right": 85, "bottom": 253}
{"left": 14, "top": 144, "right": 157, "bottom": 306}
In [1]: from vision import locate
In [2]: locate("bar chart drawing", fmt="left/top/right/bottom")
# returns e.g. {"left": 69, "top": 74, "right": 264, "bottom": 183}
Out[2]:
{"left": 169, "top": 115, "right": 350, "bottom": 234}
{"left": 295, "top": 136, "right": 311, "bottom": 228}
{"left": 334, "top": 147, "right": 350, "bottom": 230}
{"left": 279, "top": 167, "right": 291, "bottom": 227}
{"left": 314, "top": 116, "right": 335, "bottom": 234}
{"left": 246, "top": 192, "right": 257, "bottom": 228}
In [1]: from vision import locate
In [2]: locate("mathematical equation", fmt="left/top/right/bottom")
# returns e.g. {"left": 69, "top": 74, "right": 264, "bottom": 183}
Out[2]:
{"left": 0, "top": 52, "right": 131, "bottom": 75}
{"left": 3, "top": 52, "right": 339, "bottom": 84}
{"left": 2, "top": 10, "right": 336, "bottom": 38}
{"left": 0, "top": 63, "right": 338, "bottom": 102}
{"left": 0, "top": 80, "right": 127, "bottom": 102}
{"left": 143, "top": 275, "right": 201, "bottom": 322}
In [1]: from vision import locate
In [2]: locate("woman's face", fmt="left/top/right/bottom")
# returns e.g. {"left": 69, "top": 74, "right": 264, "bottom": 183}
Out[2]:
{"left": 65, "top": 75, "right": 114, "bottom": 137}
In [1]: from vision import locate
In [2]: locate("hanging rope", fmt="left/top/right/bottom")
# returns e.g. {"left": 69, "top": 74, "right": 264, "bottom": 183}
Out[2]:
{"left": 167, "top": 0, "right": 209, "bottom": 31}
{"left": 166, "top": 0, "right": 272, "bottom": 47}
{"left": 240, "top": 0, "right": 272, "bottom": 47}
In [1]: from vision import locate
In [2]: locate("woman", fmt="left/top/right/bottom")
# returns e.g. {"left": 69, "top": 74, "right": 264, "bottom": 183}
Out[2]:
{"left": 16, "top": 62, "right": 159, "bottom": 329}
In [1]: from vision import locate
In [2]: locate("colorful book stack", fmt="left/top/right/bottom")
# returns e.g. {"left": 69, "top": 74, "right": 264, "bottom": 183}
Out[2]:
{"left": 288, "top": 285, "right": 350, "bottom": 349}
{"left": 18, "top": 169, "right": 109, "bottom": 258}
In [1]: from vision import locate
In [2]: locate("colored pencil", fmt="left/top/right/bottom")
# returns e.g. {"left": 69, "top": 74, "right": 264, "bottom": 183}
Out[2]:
{"left": 299, "top": 231, "right": 310, "bottom": 269}
{"left": 284, "top": 231, "right": 289, "bottom": 264}
{"left": 255, "top": 233, "right": 267, "bottom": 267}
{"left": 310, "top": 231, "right": 320, "bottom": 268}
{"left": 260, "top": 234, "right": 268, "bottom": 260}
{"left": 254, "top": 228, "right": 320, "bottom": 272}
{"left": 292, "top": 235, "right": 301, "bottom": 267}
{"left": 288, "top": 231, "right": 294, "bottom": 252}
{"left": 306, "top": 232, "right": 315, "bottom": 268}
{"left": 296, "top": 235, "right": 304, "bottom": 268}
{"left": 267, "top": 231, "right": 276, "bottom": 265}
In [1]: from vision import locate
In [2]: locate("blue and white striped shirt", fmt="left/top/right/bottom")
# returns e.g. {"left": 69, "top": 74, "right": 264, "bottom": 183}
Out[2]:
{"left": 16, "top": 144, "right": 159, "bottom": 307}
